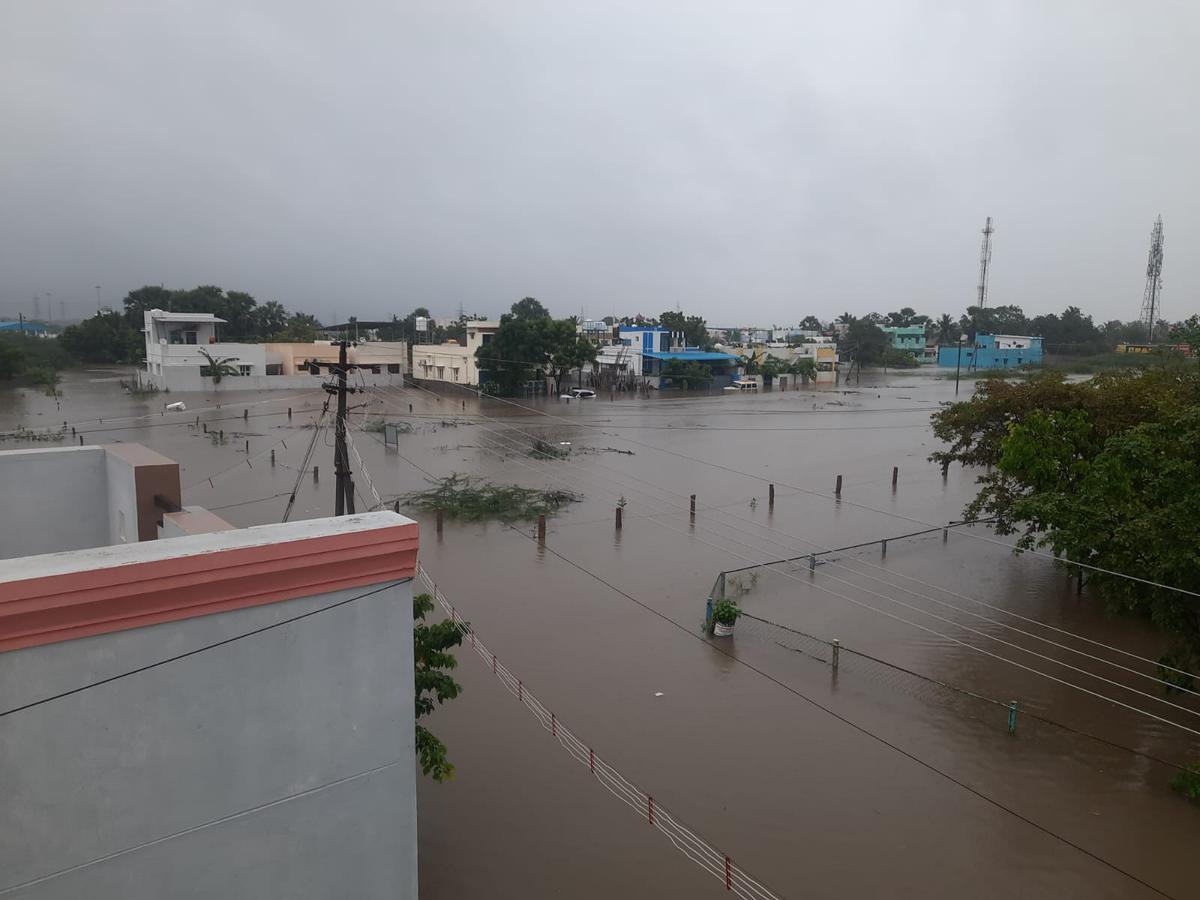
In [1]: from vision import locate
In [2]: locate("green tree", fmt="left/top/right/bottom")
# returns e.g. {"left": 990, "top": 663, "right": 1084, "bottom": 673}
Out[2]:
{"left": 413, "top": 592, "right": 463, "bottom": 781}
{"left": 930, "top": 369, "right": 1200, "bottom": 681}
{"left": 0, "top": 339, "right": 24, "bottom": 380}
{"left": 799, "top": 315, "right": 822, "bottom": 331}
{"left": 255, "top": 301, "right": 288, "bottom": 337}
{"left": 846, "top": 318, "right": 889, "bottom": 365}
{"left": 1169, "top": 315, "right": 1200, "bottom": 359}
{"left": 275, "top": 312, "right": 322, "bottom": 341}
{"left": 934, "top": 313, "right": 958, "bottom": 344}
{"left": 60, "top": 312, "right": 143, "bottom": 364}
{"left": 122, "top": 285, "right": 174, "bottom": 327}
{"left": 510, "top": 297, "right": 550, "bottom": 321}
{"left": 198, "top": 349, "right": 241, "bottom": 383}
{"left": 549, "top": 328, "right": 598, "bottom": 394}
{"left": 661, "top": 359, "right": 714, "bottom": 389}
{"left": 659, "top": 310, "right": 712, "bottom": 349}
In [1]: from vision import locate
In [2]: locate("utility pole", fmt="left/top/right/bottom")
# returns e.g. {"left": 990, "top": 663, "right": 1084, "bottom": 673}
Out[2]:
{"left": 19, "top": 312, "right": 26, "bottom": 340}
{"left": 310, "top": 340, "right": 365, "bottom": 515}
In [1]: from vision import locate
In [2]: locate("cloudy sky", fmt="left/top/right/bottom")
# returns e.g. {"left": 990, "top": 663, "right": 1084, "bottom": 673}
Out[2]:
{"left": 2, "top": 1, "right": 1197, "bottom": 325}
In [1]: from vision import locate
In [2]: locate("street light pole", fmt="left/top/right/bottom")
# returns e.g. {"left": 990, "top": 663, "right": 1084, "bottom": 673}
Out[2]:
{"left": 955, "top": 334, "right": 967, "bottom": 395}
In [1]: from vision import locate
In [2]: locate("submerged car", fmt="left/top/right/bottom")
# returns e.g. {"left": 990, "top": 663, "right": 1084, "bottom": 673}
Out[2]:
{"left": 560, "top": 388, "right": 596, "bottom": 400}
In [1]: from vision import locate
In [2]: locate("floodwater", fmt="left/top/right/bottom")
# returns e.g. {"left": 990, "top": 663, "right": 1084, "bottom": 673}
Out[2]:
{"left": 2, "top": 368, "right": 1197, "bottom": 899}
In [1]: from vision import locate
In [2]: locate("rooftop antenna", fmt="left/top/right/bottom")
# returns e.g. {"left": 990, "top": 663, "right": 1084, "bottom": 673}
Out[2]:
{"left": 976, "top": 217, "right": 994, "bottom": 309}
{"left": 1140, "top": 215, "right": 1165, "bottom": 343}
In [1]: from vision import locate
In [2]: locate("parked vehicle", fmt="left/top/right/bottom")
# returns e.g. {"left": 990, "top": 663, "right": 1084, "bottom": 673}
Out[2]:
{"left": 723, "top": 379, "right": 759, "bottom": 393}
{"left": 560, "top": 388, "right": 596, "bottom": 400}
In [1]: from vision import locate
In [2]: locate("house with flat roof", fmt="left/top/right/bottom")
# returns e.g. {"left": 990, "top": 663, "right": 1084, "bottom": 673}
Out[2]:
{"left": 0, "top": 443, "right": 419, "bottom": 899}
{"left": 598, "top": 326, "right": 741, "bottom": 389}
{"left": 411, "top": 320, "right": 501, "bottom": 387}
{"left": 139, "top": 309, "right": 407, "bottom": 391}
{"left": 937, "top": 333, "right": 1043, "bottom": 369}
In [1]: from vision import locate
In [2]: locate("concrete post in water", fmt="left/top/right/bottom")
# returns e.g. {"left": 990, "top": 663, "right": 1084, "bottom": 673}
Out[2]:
{"left": 689, "top": 494, "right": 696, "bottom": 518}
{"left": 243, "top": 409, "right": 248, "bottom": 420}
{"left": 78, "top": 435, "right": 83, "bottom": 445}
{"left": 436, "top": 509, "right": 444, "bottom": 535}
{"left": 835, "top": 474, "right": 842, "bottom": 498}
{"left": 394, "top": 500, "right": 400, "bottom": 514}
{"left": 881, "top": 539, "right": 887, "bottom": 558}
{"left": 809, "top": 554, "right": 816, "bottom": 572}
{"left": 537, "top": 514, "right": 546, "bottom": 545}
{"left": 768, "top": 484, "right": 775, "bottom": 509}
{"left": 1008, "top": 700, "right": 1018, "bottom": 735}
{"left": 892, "top": 466, "right": 899, "bottom": 489}
{"left": 313, "top": 465, "right": 319, "bottom": 483}
{"left": 942, "top": 526, "right": 948, "bottom": 542}
{"left": 409, "top": 403, "right": 413, "bottom": 413}
{"left": 71, "top": 427, "right": 75, "bottom": 436}
{"left": 270, "top": 449, "right": 275, "bottom": 466}
{"left": 615, "top": 506, "right": 622, "bottom": 530}
{"left": 245, "top": 439, "right": 249, "bottom": 454}
{"left": 462, "top": 400, "right": 466, "bottom": 411}
{"left": 219, "top": 430, "right": 224, "bottom": 440}
{"left": 832, "top": 638, "right": 840, "bottom": 672}
{"left": 287, "top": 407, "right": 292, "bottom": 419}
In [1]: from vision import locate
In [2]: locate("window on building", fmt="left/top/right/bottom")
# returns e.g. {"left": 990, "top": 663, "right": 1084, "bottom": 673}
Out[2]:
{"left": 481, "top": 333, "right": 494, "bottom": 345}
{"left": 265, "top": 364, "right": 283, "bottom": 376}
{"left": 239, "top": 365, "right": 252, "bottom": 376}
{"left": 387, "top": 363, "right": 400, "bottom": 374}
{"left": 184, "top": 331, "right": 197, "bottom": 345}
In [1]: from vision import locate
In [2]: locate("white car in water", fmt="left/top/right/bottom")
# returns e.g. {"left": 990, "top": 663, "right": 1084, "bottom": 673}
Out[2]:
{"left": 560, "top": 388, "right": 596, "bottom": 400}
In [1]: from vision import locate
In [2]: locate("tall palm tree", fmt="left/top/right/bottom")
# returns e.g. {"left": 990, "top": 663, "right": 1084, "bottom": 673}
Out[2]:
{"left": 935, "top": 314, "right": 955, "bottom": 344}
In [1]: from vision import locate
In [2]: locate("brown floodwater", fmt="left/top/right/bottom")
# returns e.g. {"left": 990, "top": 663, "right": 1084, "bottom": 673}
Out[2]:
{"left": 2, "top": 367, "right": 1197, "bottom": 899}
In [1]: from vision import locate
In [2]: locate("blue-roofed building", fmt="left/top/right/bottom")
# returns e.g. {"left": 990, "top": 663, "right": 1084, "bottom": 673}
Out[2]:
{"left": 937, "top": 333, "right": 1043, "bottom": 369}
{"left": 0, "top": 321, "right": 54, "bottom": 337}
{"left": 597, "top": 326, "right": 742, "bottom": 389}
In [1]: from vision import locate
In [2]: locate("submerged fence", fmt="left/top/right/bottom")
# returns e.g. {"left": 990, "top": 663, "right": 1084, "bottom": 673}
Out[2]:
{"left": 415, "top": 562, "right": 787, "bottom": 899}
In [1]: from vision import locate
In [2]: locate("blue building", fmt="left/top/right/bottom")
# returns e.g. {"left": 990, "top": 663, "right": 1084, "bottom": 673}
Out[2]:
{"left": 612, "top": 326, "right": 742, "bottom": 388}
{"left": 937, "top": 333, "right": 1043, "bottom": 369}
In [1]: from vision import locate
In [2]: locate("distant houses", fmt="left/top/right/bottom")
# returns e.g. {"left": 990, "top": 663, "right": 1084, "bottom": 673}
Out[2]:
{"left": 937, "top": 334, "right": 1043, "bottom": 369}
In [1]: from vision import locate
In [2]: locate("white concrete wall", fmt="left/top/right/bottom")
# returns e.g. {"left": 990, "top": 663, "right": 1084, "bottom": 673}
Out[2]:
{"left": 103, "top": 451, "right": 140, "bottom": 546}
{"left": 0, "top": 448, "right": 109, "bottom": 559}
{"left": 0, "top": 580, "right": 418, "bottom": 900}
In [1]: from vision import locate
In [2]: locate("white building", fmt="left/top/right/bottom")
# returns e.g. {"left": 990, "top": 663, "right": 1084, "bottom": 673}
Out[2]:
{"left": 411, "top": 320, "right": 500, "bottom": 386}
{"left": 139, "top": 310, "right": 407, "bottom": 391}
{"left": 0, "top": 443, "right": 420, "bottom": 899}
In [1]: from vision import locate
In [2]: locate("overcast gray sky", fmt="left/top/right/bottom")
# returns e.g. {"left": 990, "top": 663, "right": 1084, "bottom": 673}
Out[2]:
{"left": 2, "top": 1, "right": 1197, "bottom": 325}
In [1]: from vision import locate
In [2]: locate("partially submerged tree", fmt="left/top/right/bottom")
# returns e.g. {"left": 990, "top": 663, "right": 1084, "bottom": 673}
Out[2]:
{"left": 414, "top": 592, "right": 463, "bottom": 781}
{"left": 930, "top": 369, "right": 1200, "bottom": 683}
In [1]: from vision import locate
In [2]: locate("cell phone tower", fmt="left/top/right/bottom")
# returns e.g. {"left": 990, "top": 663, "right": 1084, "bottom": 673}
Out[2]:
{"left": 1140, "top": 215, "right": 1164, "bottom": 343}
{"left": 976, "top": 216, "right": 994, "bottom": 309}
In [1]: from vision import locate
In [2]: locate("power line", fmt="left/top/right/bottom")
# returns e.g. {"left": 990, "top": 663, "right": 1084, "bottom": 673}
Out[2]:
{"left": 0, "top": 579, "right": 401, "bottom": 719}
{"left": 373, "top": 381, "right": 1200, "bottom": 695}
{"left": 437, "top": 529, "right": 1176, "bottom": 899}
{"left": 0, "top": 760, "right": 404, "bottom": 896}
{"left": 403, "top": 380, "right": 1200, "bottom": 602}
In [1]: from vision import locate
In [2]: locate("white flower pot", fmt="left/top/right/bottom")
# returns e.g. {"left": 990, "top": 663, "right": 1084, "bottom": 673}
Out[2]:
{"left": 713, "top": 620, "right": 735, "bottom": 637}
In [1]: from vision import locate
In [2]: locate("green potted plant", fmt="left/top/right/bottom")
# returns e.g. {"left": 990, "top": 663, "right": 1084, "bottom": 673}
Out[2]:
{"left": 711, "top": 599, "right": 741, "bottom": 637}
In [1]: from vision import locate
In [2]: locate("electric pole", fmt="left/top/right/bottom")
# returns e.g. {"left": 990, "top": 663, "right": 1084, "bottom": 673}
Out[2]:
{"left": 310, "top": 340, "right": 364, "bottom": 515}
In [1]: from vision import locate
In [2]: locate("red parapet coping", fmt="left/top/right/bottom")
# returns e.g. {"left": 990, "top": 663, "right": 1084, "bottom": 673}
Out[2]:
{"left": 0, "top": 522, "right": 418, "bottom": 653}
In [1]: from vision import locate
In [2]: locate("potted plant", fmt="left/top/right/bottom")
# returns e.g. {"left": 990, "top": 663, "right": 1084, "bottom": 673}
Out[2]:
{"left": 711, "top": 599, "right": 741, "bottom": 637}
